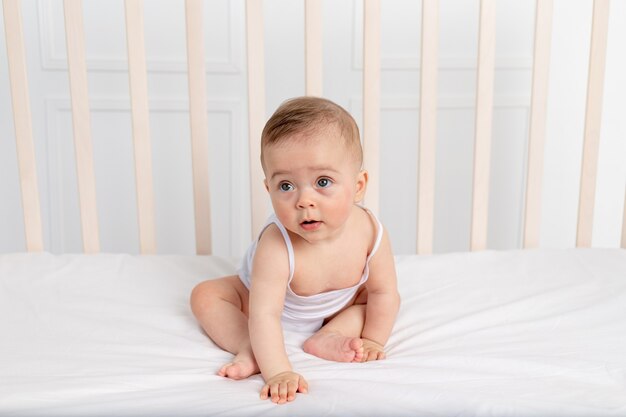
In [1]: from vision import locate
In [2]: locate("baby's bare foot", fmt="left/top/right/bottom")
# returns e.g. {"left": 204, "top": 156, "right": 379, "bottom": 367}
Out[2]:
{"left": 303, "top": 332, "right": 364, "bottom": 362}
{"left": 218, "top": 352, "right": 259, "bottom": 380}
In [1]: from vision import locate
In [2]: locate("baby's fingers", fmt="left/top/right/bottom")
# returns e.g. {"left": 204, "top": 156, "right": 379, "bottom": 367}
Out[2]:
{"left": 260, "top": 372, "right": 308, "bottom": 403}
{"left": 284, "top": 378, "right": 309, "bottom": 402}
{"left": 286, "top": 381, "right": 298, "bottom": 402}
{"left": 277, "top": 382, "right": 289, "bottom": 403}
{"left": 259, "top": 382, "right": 282, "bottom": 402}
{"left": 297, "top": 377, "right": 309, "bottom": 394}
{"left": 260, "top": 383, "right": 270, "bottom": 400}
{"left": 263, "top": 382, "right": 289, "bottom": 404}
{"left": 270, "top": 383, "right": 282, "bottom": 403}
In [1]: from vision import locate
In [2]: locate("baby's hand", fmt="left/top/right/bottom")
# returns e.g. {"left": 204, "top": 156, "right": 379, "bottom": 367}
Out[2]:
{"left": 260, "top": 371, "right": 308, "bottom": 404}
{"left": 361, "top": 338, "right": 386, "bottom": 362}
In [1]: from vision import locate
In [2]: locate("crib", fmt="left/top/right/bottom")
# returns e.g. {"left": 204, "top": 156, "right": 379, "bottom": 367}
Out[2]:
{"left": 1, "top": 0, "right": 625, "bottom": 416}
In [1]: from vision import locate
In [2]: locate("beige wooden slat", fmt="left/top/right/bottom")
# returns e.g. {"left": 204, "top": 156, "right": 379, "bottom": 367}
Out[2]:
{"left": 125, "top": 0, "right": 157, "bottom": 255}
{"left": 3, "top": 0, "right": 44, "bottom": 252}
{"left": 63, "top": 0, "right": 100, "bottom": 253}
{"left": 185, "top": 0, "right": 212, "bottom": 255}
{"left": 416, "top": 0, "right": 438, "bottom": 255}
{"left": 470, "top": 0, "right": 496, "bottom": 251}
{"left": 305, "top": 0, "right": 323, "bottom": 96}
{"left": 523, "top": 0, "right": 553, "bottom": 249}
{"left": 576, "top": 0, "right": 610, "bottom": 248}
{"left": 246, "top": 0, "right": 269, "bottom": 237}
{"left": 362, "top": 0, "right": 381, "bottom": 216}
{"left": 621, "top": 186, "right": 626, "bottom": 249}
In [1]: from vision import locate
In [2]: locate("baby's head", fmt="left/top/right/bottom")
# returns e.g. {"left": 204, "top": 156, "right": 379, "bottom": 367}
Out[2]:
{"left": 260, "top": 97, "right": 362, "bottom": 174}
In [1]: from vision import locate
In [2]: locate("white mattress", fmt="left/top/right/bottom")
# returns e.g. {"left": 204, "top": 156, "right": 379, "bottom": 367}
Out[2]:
{"left": 1, "top": 249, "right": 625, "bottom": 416}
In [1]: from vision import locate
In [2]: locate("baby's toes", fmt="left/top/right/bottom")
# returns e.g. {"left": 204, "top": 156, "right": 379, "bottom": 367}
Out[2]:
{"left": 217, "top": 363, "right": 232, "bottom": 377}
{"left": 349, "top": 337, "right": 364, "bottom": 352}
{"left": 352, "top": 346, "right": 365, "bottom": 362}
{"left": 364, "top": 350, "right": 385, "bottom": 362}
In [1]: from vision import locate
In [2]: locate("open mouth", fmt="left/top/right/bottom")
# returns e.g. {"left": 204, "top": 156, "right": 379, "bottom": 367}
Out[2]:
{"left": 300, "top": 220, "right": 322, "bottom": 231}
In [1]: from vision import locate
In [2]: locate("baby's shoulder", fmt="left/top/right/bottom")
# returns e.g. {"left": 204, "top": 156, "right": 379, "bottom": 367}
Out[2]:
{"left": 344, "top": 205, "right": 378, "bottom": 255}
{"left": 257, "top": 222, "right": 287, "bottom": 249}
{"left": 351, "top": 206, "right": 381, "bottom": 252}
{"left": 253, "top": 223, "right": 291, "bottom": 275}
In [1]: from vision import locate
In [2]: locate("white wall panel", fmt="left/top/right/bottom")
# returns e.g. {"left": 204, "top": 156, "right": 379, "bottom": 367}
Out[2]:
{"left": 433, "top": 107, "right": 473, "bottom": 253}
{"left": 351, "top": 96, "right": 529, "bottom": 254}
{"left": 40, "top": 0, "right": 240, "bottom": 73}
{"left": 45, "top": 99, "right": 243, "bottom": 255}
{"left": 488, "top": 107, "right": 529, "bottom": 250}
{"left": 264, "top": 0, "right": 305, "bottom": 115}
{"left": 594, "top": 0, "right": 626, "bottom": 248}
{"left": 0, "top": 105, "right": 27, "bottom": 253}
{"left": 542, "top": 0, "right": 593, "bottom": 248}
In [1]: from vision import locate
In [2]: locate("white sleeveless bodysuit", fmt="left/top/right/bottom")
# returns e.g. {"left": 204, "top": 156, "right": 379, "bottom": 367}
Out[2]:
{"left": 238, "top": 208, "right": 384, "bottom": 333}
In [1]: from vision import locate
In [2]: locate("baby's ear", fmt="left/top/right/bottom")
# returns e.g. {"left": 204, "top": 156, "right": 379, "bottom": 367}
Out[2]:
{"left": 264, "top": 179, "right": 269, "bottom": 192}
{"left": 354, "top": 170, "right": 368, "bottom": 202}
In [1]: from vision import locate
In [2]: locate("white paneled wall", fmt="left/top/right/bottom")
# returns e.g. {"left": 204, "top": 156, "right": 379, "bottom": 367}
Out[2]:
{"left": 1, "top": 0, "right": 624, "bottom": 255}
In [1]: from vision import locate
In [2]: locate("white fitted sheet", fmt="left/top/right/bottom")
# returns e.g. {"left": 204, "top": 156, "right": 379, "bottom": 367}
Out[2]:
{"left": 1, "top": 249, "right": 625, "bottom": 416}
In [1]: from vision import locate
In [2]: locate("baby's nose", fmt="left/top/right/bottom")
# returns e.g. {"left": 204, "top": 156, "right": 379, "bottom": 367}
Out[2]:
{"left": 296, "top": 189, "right": 316, "bottom": 208}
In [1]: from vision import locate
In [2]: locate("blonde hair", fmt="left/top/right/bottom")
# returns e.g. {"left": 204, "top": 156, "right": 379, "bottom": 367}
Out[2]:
{"left": 260, "top": 96, "right": 362, "bottom": 170}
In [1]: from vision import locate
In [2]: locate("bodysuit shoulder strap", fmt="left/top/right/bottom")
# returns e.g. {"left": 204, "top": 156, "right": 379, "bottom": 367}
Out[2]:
{"left": 260, "top": 214, "right": 295, "bottom": 282}
{"left": 363, "top": 207, "right": 384, "bottom": 261}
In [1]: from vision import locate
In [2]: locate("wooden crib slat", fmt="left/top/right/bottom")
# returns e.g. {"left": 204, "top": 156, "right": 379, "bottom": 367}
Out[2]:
{"left": 523, "top": 0, "right": 553, "bottom": 249}
{"left": 576, "top": 0, "right": 610, "bottom": 248}
{"left": 3, "top": 0, "right": 44, "bottom": 252}
{"left": 362, "top": 0, "right": 381, "bottom": 216}
{"left": 305, "top": 0, "right": 323, "bottom": 96}
{"left": 63, "top": 0, "right": 100, "bottom": 253}
{"left": 185, "top": 0, "right": 212, "bottom": 255}
{"left": 246, "top": 0, "right": 269, "bottom": 237}
{"left": 417, "top": 0, "right": 438, "bottom": 255}
{"left": 470, "top": 0, "right": 496, "bottom": 252}
{"left": 125, "top": 0, "right": 157, "bottom": 255}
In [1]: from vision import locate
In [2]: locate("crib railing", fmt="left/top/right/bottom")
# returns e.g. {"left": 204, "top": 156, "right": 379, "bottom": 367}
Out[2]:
{"left": 3, "top": 0, "right": 625, "bottom": 254}
{"left": 3, "top": 0, "right": 44, "bottom": 252}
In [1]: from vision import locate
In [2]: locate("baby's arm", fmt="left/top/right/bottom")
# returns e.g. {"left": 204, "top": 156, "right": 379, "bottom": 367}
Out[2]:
{"left": 361, "top": 229, "right": 400, "bottom": 361}
{"left": 248, "top": 225, "right": 308, "bottom": 403}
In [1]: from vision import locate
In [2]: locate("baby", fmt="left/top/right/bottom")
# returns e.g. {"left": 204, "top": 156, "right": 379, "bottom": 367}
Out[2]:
{"left": 190, "top": 96, "right": 400, "bottom": 404}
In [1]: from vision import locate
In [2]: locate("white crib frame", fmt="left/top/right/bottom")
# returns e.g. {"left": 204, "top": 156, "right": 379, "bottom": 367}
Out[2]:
{"left": 3, "top": 0, "right": 625, "bottom": 255}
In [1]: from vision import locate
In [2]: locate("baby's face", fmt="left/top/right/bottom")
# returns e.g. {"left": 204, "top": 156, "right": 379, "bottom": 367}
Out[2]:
{"left": 262, "top": 132, "right": 366, "bottom": 243}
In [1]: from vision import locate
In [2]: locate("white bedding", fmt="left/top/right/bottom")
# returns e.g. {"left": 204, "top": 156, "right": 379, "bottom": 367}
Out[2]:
{"left": 1, "top": 249, "right": 625, "bottom": 416}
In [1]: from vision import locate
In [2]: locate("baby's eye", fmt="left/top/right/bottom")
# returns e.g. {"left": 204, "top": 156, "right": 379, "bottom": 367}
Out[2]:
{"left": 316, "top": 178, "right": 332, "bottom": 188}
{"left": 279, "top": 182, "right": 294, "bottom": 192}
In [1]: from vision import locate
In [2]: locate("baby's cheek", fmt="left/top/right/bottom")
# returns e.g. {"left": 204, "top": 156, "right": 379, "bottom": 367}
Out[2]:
{"left": 272, "top": 202, "right": 294, "bottom": 224}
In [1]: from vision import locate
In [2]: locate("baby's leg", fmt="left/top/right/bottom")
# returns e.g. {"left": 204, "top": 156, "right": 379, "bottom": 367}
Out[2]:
{"left": 190, "top": 275, "right": 258, "bottom": 379}
{"left": 302, "top": 304, "right": 366, "bottom": 363}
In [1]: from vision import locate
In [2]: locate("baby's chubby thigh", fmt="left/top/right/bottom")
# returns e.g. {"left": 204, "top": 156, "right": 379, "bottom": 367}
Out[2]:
{"left": 190, "top": 274, "right": 251, "bottom": 318}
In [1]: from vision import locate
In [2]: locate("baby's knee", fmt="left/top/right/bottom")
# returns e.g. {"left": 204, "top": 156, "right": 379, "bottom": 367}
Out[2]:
{"left": 190, "top": 276, "right": 246, "bottom": 316}
{"left": 189, "top": 280, "right": 218, "bottom": 314}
